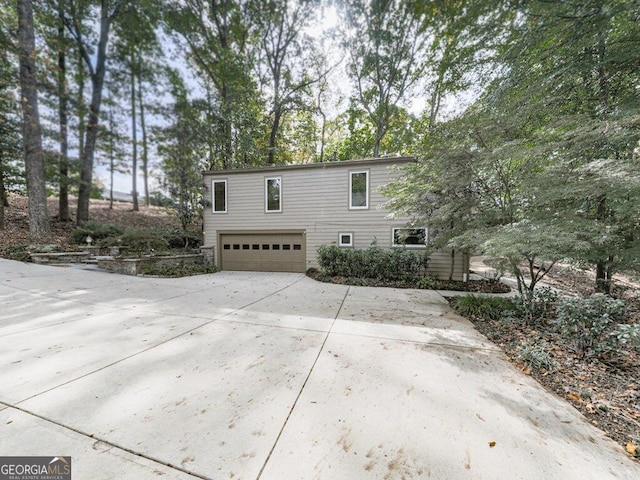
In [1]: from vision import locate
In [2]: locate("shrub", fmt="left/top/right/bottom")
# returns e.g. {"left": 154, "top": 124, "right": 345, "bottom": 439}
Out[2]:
{"left": 316, "top": 244, "right": 429, "bottom": 281}
{"left": 112, "top": 228, "right": 169, "bottom": 254}
{"left": 162, "top": 229, "right": 202, "bottom": 249}
{"left": 516, "top": 341, "right": 556, "bottom": 371}
{"left": 72, "top": 222, "right": 125, "bottom": 245}
{"left": 512, "top": 286, "right": 559, "bottom": 324}
{"left": 555, "top": 294, "right": 630, "bottom": 358}
{"left": 453, "top": 294, "right": 514, "bottom": 320}
{"left": 139, "top": 261, "right": 217, "bottom": 277}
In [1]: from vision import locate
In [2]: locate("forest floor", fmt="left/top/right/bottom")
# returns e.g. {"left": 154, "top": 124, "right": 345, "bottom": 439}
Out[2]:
{"left": 1, "top": 193, "right": 639, "bottom": 460}
{"left": 0, "top": 193, "right": 185, "bottom": 256}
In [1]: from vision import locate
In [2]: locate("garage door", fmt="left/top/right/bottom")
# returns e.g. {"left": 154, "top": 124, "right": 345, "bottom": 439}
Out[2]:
{"left": 219, "top": 231, "right": 306, "bottom": 273}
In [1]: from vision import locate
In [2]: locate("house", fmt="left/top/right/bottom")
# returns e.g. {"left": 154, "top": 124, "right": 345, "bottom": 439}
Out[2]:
{"left": 202, "top": 157, "right": 470, "bottom": 280}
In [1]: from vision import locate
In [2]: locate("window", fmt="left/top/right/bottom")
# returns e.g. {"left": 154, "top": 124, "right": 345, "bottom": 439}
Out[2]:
{"left": 339, "top": 232, "right": 353, "bottom": 247}
{"left": 392, "top": 228, "right": 427, "bottom": 247}
{"left": 265, "top": 176, "right": 282, "bottom": 212}
{"left": 212, "top": 179, "right": 227, "bottom": 213}
{"left": 349, "top": 171, "right": 369, "bottom": 209}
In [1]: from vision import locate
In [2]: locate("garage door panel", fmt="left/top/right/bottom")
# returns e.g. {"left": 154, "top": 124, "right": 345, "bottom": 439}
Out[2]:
{"left": 220, "top": 232, "right": 305, "bottom": 273}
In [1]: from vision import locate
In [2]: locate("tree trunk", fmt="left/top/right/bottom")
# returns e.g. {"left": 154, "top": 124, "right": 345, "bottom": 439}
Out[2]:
{"left": 137, "top": 66, "right": 149, "bottom": 206}
{"left": 130, "top": 54, "right": 139, "bottom": 212}
{"left": 0, "top": 159, "right": 5, "bottom": 230}
{"left": 76, "top": 0, "right": 112, "bottom": 224}
{"left": 17, "top": 0, "right": 51, "bottom": 243}
{"left": 268, "top": 107, "right": 282, "bottom": 165}
{"left": 57, "top": 1, "right": 70, "bottom": 221}
{"left": 107, "top": 102, "right": 114, "bottom": 209}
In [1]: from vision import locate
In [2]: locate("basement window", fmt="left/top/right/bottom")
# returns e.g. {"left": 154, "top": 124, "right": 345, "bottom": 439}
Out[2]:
{"left": 339, "top": 232, "right": 353, "bottom": 247}
{"left": 392, "top": 228, "right": 427, "bottom": 248}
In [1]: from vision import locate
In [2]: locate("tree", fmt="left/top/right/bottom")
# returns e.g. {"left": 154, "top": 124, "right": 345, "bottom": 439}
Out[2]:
{"left": 167, "top": 0, "right": 260, "bottom": 169}
{"left": 384, "top": 0, "right": 640, "bottom": 294}
{"left": 154, "top": 70, "right": 207, "bottom": 231}
{"left": 0, "top": 5, "right": 23, "bottom": 229}
{"left": 339, "top": 0, "right": 429, "bottom": 157}
{"left": 65, "top": 0, "right": 120, "bottom": 223}
{"left": 111, "top": 0, "right": 161, "bottom": 210}
{"left": 16, "top": 0, "right": 51, "bottom": 242}
{"left": 251, "top": 0, "right": 322, "bottom": 164}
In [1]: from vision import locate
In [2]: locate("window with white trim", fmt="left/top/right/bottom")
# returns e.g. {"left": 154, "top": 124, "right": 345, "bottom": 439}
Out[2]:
{"left": 339, "top": 232, "right": 353, "bottom": 247}
{"left": 392, "top": 228, "right": 427, "bottom": 247}
{"left": 265, "top": 176, "right": 282, "bottom": 212}
{"left": 349, "top": 170, "right": 369, "bottom": 209}
{"left": 212, "top": 179, "right": 227, "bottom": 213}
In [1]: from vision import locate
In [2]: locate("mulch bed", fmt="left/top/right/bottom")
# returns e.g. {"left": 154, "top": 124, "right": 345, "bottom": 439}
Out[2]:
{"left": 306, "top": 271, "right": 511, "bottom": 293}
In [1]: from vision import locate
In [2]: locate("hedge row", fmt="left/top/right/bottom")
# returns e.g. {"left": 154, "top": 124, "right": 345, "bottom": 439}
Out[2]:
{"left": 317, "top": 244, "right": 429, "bottom": 281}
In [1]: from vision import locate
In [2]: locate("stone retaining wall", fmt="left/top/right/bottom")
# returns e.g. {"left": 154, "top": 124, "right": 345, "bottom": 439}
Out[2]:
{"left": 97, "top": 254, "right": 204, "bottom": 276}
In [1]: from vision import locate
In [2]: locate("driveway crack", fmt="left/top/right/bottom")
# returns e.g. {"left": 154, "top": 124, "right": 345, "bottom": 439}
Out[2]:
{"left": 256, "top": 286, "right": 351, "bottom": 479}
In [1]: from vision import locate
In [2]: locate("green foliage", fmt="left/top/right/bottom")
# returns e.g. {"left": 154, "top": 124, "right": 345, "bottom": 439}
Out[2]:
{"left": 72, "top": 223, "right": 201, "bottom": 253}
{"left": 383, "top": 0, "right": 640, "bottom": 293}
{"left": 139, "top": 261, "right": 216, "bottom": 277}
{"left": 72, "top": 222, "right": 126, "bottom": 245}
{"left": 512, "top": 287, "right": 559, "bottom": 325}
{"left": 555, "top": 294, "right": 632, "bottom": 358}
{"left": 1, "top": 244, "right": 32, "bottom": 262}
{"left": 111, "top": 228, "right": 168, "bottom": 254}
{"left": 516, "top": 341, "right": 555, "bottom": 372}
{"left": 316, "top": 244, "right": 429, "bottom": 281}
{"left": 452, "top": 294, "right": 514, "bottom": 321}
{"left": 162, "top": 228, "right": 202, "bottom": 249}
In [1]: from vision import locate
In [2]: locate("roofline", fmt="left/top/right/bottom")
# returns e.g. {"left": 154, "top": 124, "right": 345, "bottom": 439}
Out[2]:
{"left": 203, "top": 156, "right": 416, "bottom": 176}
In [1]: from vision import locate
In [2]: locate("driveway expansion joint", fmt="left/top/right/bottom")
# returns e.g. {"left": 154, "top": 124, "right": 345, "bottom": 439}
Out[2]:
{"left": 256, "top": 286, "right": 351, "bottom": 479}
{"left": 0, "top": 401, "right": 213, "bottom": 480}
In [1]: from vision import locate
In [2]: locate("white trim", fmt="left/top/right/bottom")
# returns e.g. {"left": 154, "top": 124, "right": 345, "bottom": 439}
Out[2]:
{"left": 212, "top": 179, "right": 227, "bottom": 213}
{"left": 349, "top": 170, "right": 369, "bottom": 209}
{"left": 392, "top": 227, "right": 427, "bottom": 248}
{"left": 338, "top": 232, "right": 353, "bottom": 247}
{"left": 265, "top": 176, "right": 282, "bottom": 213}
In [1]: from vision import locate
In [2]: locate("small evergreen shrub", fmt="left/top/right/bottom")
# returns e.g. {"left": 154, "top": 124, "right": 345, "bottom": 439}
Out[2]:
{"left": 162, "top": 229, "right": 202, "bottom": 249}
{"left": 139, "top": 261, "right": 217, "bottom": 277}
{"left": 512, "top": 286, "right": 559, "bottom": 324}
{"left": 453, "top": 294, "right": 514, "bottom": 320}
{"left": 316, "top": 244, "right": 429, "bottom": 281}
{"left": 516, "top": 341, "right": 555, "bottom": 371}
{"left": 555, "top": 294, "right": 631, "bottom": 358}
{"left": 72, "top": 222, "right": 125, "bottom": 244}
{"left": 112, "top": 228, "right": 169, "bottom": 254}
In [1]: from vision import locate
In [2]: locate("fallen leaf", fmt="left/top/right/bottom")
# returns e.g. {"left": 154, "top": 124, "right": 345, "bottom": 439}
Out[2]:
{"left": 626, "top": 442, "right": 637, "bottom": 455}
{"left": 522, "top": 367, "right": 532, "bottom": 375}
{"left": 566, "top": 392, "right": 580, "bottom": 402}
{"left": 489, "top": 441, "right": 496, "bottom": 448}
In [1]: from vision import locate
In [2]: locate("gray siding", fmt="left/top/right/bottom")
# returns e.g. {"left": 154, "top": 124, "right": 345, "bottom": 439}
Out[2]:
{"left": 203, "top": 158, "right": 469, "bottom": 280}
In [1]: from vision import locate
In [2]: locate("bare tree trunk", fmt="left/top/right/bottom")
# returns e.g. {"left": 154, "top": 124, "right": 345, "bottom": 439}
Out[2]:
{"left": 57, "top": 0, "right": 70, "bottom": 221}
{"left": 130, "top": 55, "right": 139, "bottom": 212}
{"left": 137, "top": 66, "right": 149, "bottom": 206}
{"left": 0, "top": 159, "right": 5, "bottom": 230}
{"left": 76, "top": 0, "right": 113, "bottom": 224}
{"left": 268, "top": 107, "right": 281, "bottom": 165}
{"left": 17, "top": 0, "right": 51, "bottom": 243}
{"left": 107, "top": 101, "right": 115, "bottom": 209}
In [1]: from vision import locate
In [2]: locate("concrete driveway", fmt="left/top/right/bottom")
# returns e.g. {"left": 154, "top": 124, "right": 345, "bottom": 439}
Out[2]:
{"left": 0, "top": 259, "right": 638, "bottom": 480}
